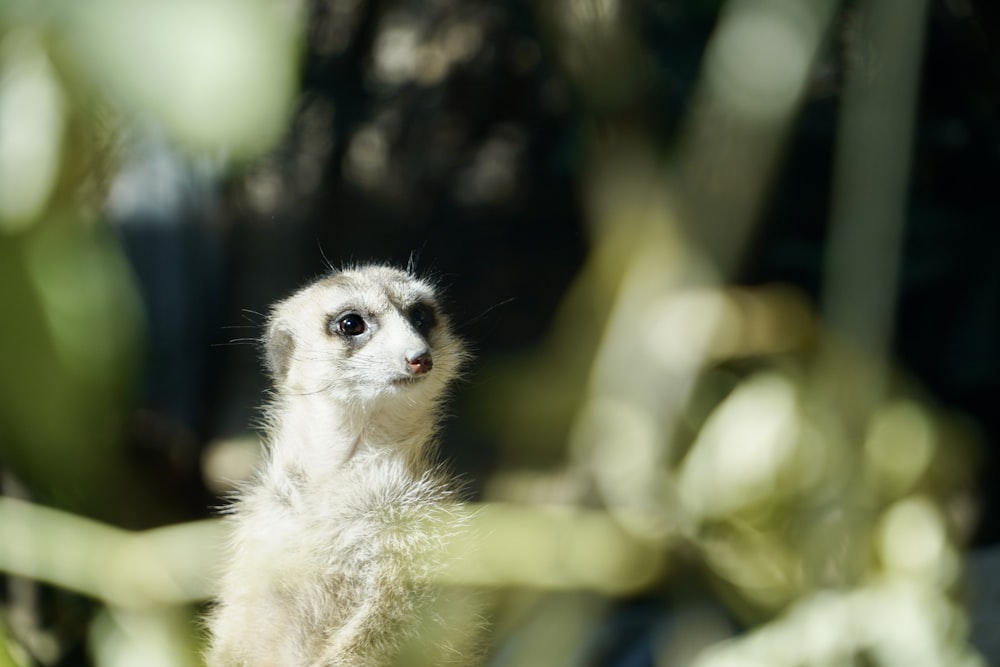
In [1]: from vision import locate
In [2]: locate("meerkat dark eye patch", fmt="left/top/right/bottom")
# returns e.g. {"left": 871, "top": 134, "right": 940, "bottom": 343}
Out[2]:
{"left": 331, "top": 313, "right": 368, "bottom": 337}
{"left": 408, "top": 303, "right": 436, "bottom": 336}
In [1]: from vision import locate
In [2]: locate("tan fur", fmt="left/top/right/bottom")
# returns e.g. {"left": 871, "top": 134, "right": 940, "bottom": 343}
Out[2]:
{"left": 206, "top": 265, "right": 467, "bottom": 666}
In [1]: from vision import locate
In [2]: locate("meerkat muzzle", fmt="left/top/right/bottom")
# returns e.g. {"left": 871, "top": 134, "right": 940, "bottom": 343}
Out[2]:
{"left": 406, "top": 351, "right": 433, "bottom": 374}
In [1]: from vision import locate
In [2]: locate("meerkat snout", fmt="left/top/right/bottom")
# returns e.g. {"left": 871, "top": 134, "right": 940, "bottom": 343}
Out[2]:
{"left": 406, "top": 349, "right": 433, "bottom": 374}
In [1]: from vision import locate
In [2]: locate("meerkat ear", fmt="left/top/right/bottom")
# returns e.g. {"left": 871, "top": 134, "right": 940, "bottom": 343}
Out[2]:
{"left": 265, "top": 323, "right": 295, "bottom": 383}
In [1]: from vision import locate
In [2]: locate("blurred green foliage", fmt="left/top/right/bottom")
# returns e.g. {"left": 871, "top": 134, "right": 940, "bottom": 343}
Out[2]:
{"left": 0, "top": 0, "right": 992, "bottom": 665}
{"left": 0, "top": 0, "right": 299, "bottom": 522}
{"left": 0, "top": 221, "right": 142, "bottom": 520}
{"left": 0, "top": 1, "right": 299, "bottom": 662}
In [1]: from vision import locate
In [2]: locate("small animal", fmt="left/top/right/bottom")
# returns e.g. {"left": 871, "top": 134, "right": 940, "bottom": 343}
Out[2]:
{"left": 206, "top": 264, "right": 467, "bottom": 666}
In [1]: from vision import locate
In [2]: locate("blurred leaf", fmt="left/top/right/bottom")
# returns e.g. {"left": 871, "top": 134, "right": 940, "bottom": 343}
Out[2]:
{"left": 0, "top": 31, "right": 65, "bottom": 230}
{"left": 0, "top": 628, "right": 28, "bottom": 667}
{"left": 90, "top": 607, "right": 202, "bottom": 667}
{"left": 0, "top": 218, "right": 145, "bottom": 520}
{"left": 70, "top": 0, "right": 301, "bottom": 159}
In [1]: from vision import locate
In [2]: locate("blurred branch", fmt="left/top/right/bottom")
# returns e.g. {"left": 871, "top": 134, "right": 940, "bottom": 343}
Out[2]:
{"left": 676, "top": 0, "right": 839, "bottom": 275}
{"left": 693, "top": 578, "right": 983, "bottom": 667}
{"left": 0, "top": 498, "right": 663, "bottom": 607}
{"left": 440, "top": 502, "right": 665, "bottom": 594}
{"left": 822, "top": 0, "right": 931, "bottom": 401}
{"left": 0, "top": 497, "right": 222, "bottom": 609}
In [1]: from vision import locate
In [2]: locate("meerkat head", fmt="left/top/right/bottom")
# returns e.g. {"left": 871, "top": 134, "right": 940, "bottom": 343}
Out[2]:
{"left": 263, "top": 265, "right": 465, "bottom": 408}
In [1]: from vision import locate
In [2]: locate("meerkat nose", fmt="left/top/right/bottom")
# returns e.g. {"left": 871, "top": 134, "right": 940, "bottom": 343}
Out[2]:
{"left": 405, "top": 351, "right": 434, "bottom": 375}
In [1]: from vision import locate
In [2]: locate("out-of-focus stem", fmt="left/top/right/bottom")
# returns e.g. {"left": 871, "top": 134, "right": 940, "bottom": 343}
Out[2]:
{"left": 676, "top": 0, "right": 839, "bottom": 276}
{"left": 0, "top": 497, "right": 222, "bottom": 609}
{"left": 822, "top": 0, "right": 931, "bottom": 401}
{"left": 0, "top": 497, "right": 664, "bottom": 603}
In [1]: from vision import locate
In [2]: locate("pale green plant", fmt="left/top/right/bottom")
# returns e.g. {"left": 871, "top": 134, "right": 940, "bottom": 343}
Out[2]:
{"left": 0, "top": 0, "right": 987, "bottom": 665}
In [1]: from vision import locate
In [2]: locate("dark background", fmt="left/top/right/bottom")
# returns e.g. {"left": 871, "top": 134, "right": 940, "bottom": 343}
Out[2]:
{"left": 118, "top": 0, "right": 1000, "bottom": 541}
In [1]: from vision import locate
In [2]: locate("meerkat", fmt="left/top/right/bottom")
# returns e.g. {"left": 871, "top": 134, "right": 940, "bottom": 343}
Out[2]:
{"left": 206, "top": 264, "right": 468, "bottom": 667}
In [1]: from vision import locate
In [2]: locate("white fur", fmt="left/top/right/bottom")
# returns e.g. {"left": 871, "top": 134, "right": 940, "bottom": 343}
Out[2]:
{"left": 206, "top": 265, "right": 466, "bottom": 666}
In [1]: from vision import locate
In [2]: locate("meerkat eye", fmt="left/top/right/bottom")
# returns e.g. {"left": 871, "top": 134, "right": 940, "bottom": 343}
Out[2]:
{"left": 334, "top": 313, "right": 367, "bottom": 337}
{"left": 408, "top": 304, "right": 436, "bottom": 336}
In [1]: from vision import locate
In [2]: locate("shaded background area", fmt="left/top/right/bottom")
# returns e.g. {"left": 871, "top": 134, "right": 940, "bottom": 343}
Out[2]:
{"left": 1, "top": 0, "right": 999, "bottom": 665}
